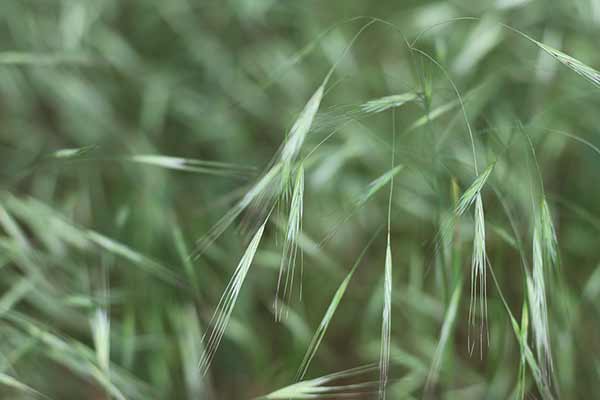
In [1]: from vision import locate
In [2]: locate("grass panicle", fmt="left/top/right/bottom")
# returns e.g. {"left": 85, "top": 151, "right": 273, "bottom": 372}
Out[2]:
{"left": 280, "top": 80, "right": 328, "bottom": 166}
{"left": 436, "top": 163, "right": 495, "bottom": 355}
{"left": 193, "top": 72, "right": 329, "bottom": 259}
{"left": 2, "top": 8, "right": 599, "bottom": 400}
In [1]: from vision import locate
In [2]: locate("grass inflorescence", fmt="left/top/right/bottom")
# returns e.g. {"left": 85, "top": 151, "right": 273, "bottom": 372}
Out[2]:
{"left": 1, "top": 3, "right": 599, "bottom": 400}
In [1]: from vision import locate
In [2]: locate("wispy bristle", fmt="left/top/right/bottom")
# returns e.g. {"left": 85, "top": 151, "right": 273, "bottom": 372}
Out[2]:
{"left": 320, "top": 165, "right": 404, "bottom": 246}
{"left": 533, "top": 40, "right": 600, "bottom": 88}
{"left": 193, "top": 73, "right": 328, "bottom": 260}
{"left": 265, "top": 365, "right": 378, "bottom": 399}
{"left": 275, "top": 165, "right": 305, "bottom": 321}
{"left": 540, "top": 199, "right": 558, "bottom": 268}
{"left": 438, "top": 162, "right": 495, "bottom": 262}
{"left": 172, "top": 305, "right": 210, "bottom": 399}
{"left": 296, "top": 240, "right": 371, "bottom": 381}
{"left": 280, "top": 83, "right": 326, "bottom": 165}
{"left": 312, "top": 92, "right": 418, "bottom": 134}
{"left": 356, "top": 166, "right": 404, "bottom": 208}
{"left": 379, "top": 235, "right": 392, "bottom": 400}
{"left": 528, "top": 224, "right": 554, "bottom": 383}
{"left": 468, "top": 194, "right": 488, "bottom": 356}
{"left": 456, "top": 162, "right": 495, "bottom": 217}
{"left": 506, "top": 25, "right": 600, "bottom": 88}
{"left": 361, "top": 93, "right": 417, "bottom": 114}
{"left": 198, "top": 222, "right": 266, "bottom": 375}
{"left": 128, "top": 154, "right": 254, "bottom": 176}
{"left": 426, "top": 281, "right": 462, "bottom": 390}
{"left": 407, "top": 98, "right": 461, "bottom": 132}
{"left": 192, "top": 163, "right": 282, "bottom": 259}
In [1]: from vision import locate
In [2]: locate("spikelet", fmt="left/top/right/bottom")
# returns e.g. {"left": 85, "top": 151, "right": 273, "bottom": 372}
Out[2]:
{"left": 198, "top": 222, "right": 266, "bottom": 374}
{"left": 275, "top": 165, "right": 305, "bottom": 321}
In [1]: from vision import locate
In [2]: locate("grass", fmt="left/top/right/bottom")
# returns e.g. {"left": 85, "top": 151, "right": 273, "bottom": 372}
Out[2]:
{"left": 261, "top": 364, "right": 378, "bottom": 399}
{"left": 1, "top": 2, "right": 600, "bottom": 399}
{"left": 296, "top": 237, "right": 372, "bottom": 381}
{"left": 198, "top": 221, "right": 267, "bottom": 375}
{"left": 275, "top": 164, "right": 305, "bottom": 322}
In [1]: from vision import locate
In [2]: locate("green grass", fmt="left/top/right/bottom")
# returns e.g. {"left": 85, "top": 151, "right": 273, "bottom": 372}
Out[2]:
{"left": 1, "top": 1, "right": 600, "bottom": 399}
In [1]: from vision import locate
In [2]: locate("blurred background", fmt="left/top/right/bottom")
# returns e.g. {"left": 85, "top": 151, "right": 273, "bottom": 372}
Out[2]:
{"left": 1, "top": 1, "right": 599, "bottom": 399}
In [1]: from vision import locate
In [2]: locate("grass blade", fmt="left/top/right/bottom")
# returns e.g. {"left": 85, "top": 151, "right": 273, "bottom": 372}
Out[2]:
{"left": 0, "top": 51, "right": 95, "bottom": 66}
{"left": 425, "top": 280, "right": 463, "bottom": 390}
{"left": 0, "top": 372, "right": 49, "bottom": 399}
{"left": 86, "top": 230, "right": 180, "bottom": 285}
{"left": 50, "top": 146, "right": 98, "bottom": 159}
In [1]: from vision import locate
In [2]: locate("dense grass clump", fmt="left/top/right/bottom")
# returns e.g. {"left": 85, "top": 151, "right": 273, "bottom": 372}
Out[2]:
{"left": 1, "top": 1, "right": 600, "bottom": 399}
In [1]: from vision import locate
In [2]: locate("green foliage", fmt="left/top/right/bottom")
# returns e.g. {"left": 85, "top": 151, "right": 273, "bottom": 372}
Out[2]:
{"left": 1, "top": 1, "right": 599, "bottom": 399}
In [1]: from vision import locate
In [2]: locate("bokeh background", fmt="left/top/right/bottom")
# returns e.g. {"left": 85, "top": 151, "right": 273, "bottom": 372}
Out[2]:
{"left": 1, "top": 1, "right": 599, "bottom": 399}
